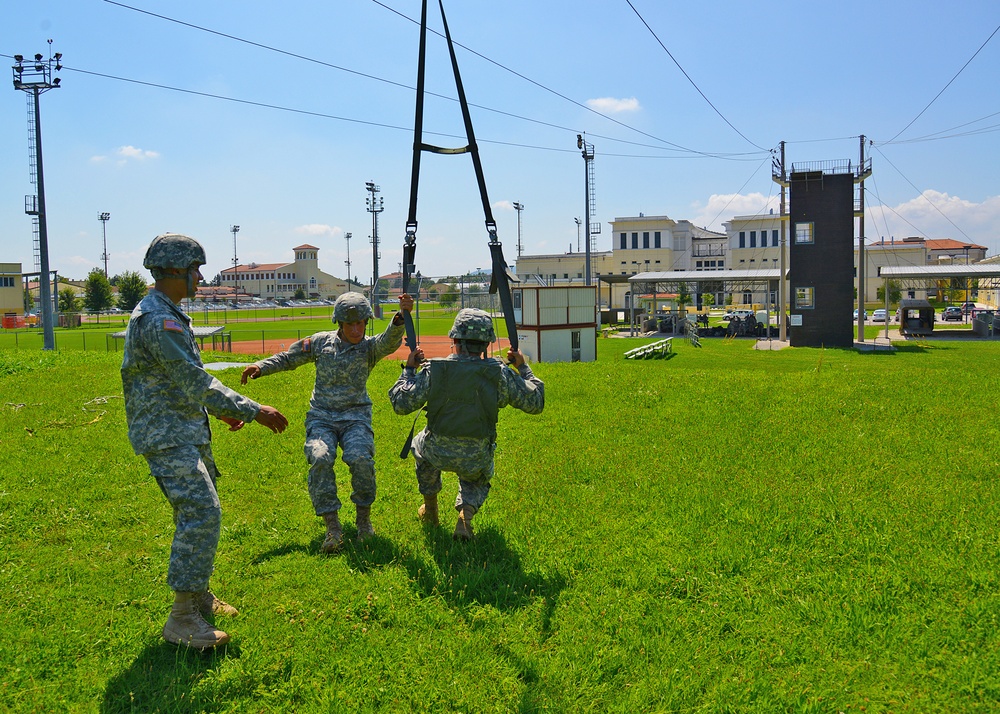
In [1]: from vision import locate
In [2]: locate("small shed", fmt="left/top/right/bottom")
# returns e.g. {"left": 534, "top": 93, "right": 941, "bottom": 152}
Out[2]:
{"left": 109, "top": 324, "right": 231, "bottom": 352}
{"left": 896, "top": 299, "right": 934, "bottom": 336}
{"left": 513, "top": 285, "right": 596, "bottom": 363}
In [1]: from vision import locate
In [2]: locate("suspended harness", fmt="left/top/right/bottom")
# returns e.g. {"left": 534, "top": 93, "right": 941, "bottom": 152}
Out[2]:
{"left": 400, "top": 0, "right": 519, "bottom": 354}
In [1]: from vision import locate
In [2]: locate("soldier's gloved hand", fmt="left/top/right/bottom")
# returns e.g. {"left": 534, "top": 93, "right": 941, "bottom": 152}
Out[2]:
{"left": 254, "top": 405, "right": 288, "bottom": 434}
{"left": 507, "top": 349, "right": 525, "bottom": 369}
{"left": 399, "top": 293, "right": 414, "bottom": 313}
{"left": 240, "top": 365, "right": 261, "bottom": 384}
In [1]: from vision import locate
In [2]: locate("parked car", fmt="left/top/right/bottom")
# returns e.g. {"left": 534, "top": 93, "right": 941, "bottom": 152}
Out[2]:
{"left": 961, "top": 302, "right": 975, "bottom": 314}
{"left": 942, "top": 306, "right": 963, "bottom": 321}
{"left": 724, "top": 309, "right": 755, "bottom": 322}
{"left": 853, "top": 309, "right": 868, "bottom": 321}
{"left": 871, "top": 308, "right": 888, "bottom": 322}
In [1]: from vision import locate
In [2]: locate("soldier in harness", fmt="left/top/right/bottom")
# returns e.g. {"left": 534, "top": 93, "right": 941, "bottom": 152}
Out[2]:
{"left": 389, "top": 309, "right": 544, "bottom": 540}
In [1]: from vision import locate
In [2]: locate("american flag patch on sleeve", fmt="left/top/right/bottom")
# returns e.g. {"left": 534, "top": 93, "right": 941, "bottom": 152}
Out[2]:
{"left": 163, "top": 318, "right": 184, "bottom": 333}
{"left": 301, "top": 338, "right": 312, "bottom": 353}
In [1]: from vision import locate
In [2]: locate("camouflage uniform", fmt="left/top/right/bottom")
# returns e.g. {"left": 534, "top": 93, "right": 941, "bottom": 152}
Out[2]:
{"left": 251, "top": 314, "right": 404, "bottom": 515}
{"left": 122, "top": 287, "right": 261, "bottom": 592}
{"left": 389, "top": 351, "right": 544, "bottom": 512}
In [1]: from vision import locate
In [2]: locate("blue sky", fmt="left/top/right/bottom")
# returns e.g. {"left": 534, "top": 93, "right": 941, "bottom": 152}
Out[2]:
{"left": 2, "top": 0, "right": 999, "bottom": 284}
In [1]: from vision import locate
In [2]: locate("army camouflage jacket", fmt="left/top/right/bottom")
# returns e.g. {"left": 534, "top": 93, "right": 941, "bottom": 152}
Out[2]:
{"left": 121, "top": 289, "right": 261, "bottom": 455}
{"left": 253, "top": 320, "right": 404, "bottom": 424}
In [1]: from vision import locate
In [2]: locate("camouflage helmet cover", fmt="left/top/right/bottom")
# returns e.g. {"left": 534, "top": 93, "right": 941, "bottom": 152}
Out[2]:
{"left": 448, "top": 308, "right": 496, "bottom": 343}
{"left": 143, "top": 233, "right": 207, "bottom": 273}
{"left": 333, "top": 291, "right": 374, "bottom": 323}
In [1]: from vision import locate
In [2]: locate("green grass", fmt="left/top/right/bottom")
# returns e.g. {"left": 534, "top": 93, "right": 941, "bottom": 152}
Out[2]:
{"left": 3, "top": 340, "right": 1000, "bottom": 712}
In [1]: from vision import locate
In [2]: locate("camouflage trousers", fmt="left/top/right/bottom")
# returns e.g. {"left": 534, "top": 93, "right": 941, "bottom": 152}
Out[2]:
{"left": 304, "top": 419, "right": 376, "bottom": 515}
{"left": 146, "top": 443, "right": 221, "bottom": 593}
{"left": 412, "top": 430, "right": 494, "bottom": 512}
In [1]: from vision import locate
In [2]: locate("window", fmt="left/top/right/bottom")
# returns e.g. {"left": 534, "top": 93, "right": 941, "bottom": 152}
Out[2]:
{"left": 718, "top": 261, "right": 724, "bottom": 268}
{"left": 673, "top": 233, "right": 685, "bottom": 251}
{"left": 739, "top": 231, "right": 746, "bottom": 248}
{"left": 563, "top": 273, "right": 568, "bottom": 279}
{"left": 772, "top": 229, "right": 779, "bottom": 247}
{"left": 743, "top": 291, "right": 753, "bottom": 304}
{"left": 643, "top": 232, "right": 649, "bottom": 249}
{"left": 795, "top": 222, "right": 814, "bottom": 244}
{"left": 654, "top": 231, "right": 662, "bottom": 248}
{"left": 620, "top": 233, "right": 627, "bottom": 249}
{"left": 750, "top": 231, "right": 757, "bottom": 248}
{"left": 632, "top": 232, "right": 638, "bottom": 249}
{"left": 0, "top": 277, "right": 13, "bottom": 287}
{"left": 795, "top": 287, "right": 815, "bottom": 308}
{"left": 572, "top": 331, "right": 581, "bottom": 349}
{"left": 696, "top": 261, "right": 703, "bottom": 268}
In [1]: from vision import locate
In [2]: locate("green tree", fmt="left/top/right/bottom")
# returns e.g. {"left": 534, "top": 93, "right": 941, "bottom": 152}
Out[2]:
{"left": 439, "top": 285, "right": 458, "bottom": 307}
{"left": 24, "top": 287, "right": 34, "bottom": 312}
{"left": 114, "top": 270, "right": 148, "bottom": 311}
{"left": 294, "top": 287, "right": 307, "bottom": 300}
{"left": 876, "top": 279, "right": 902, "bottom": 306}
{"left": 83, "top": 268, "right": 115, "bottom": 313}
{"left": 677, "top": 282, "right": 691, "bottom": 308}
{"left": 58, "top": 287, "right": 80, "bottom": 313}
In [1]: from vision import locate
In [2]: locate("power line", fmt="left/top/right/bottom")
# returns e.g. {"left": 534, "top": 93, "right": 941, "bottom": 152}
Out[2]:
{"left": 885, "top": 21, "right": 1000, "bottom": 144}
{"left": 623, "top": 0, "right": 768, "bottom": 152}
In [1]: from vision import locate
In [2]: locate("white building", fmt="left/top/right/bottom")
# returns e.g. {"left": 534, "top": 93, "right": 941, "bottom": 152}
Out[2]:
{"left": 218, "top": 244, "right": 351, "bottom": 301}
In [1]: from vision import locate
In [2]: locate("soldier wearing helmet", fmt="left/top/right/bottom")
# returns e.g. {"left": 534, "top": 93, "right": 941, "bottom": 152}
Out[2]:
{"left": 242, "top": 290, "right": 414, "bottom": 553}
{"left": 122, "top": 233, "right": 289, "bottom": 650}
{"left": 389, "top": 308, "right": 544, "bottom": 541}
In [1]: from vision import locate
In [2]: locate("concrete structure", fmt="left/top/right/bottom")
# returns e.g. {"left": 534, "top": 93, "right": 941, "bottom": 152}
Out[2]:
{"left": 513, "top": 285, "right": 597, "bottom": 363}
{"left": 218, "top": 244, "right": 350, "bottom": 301}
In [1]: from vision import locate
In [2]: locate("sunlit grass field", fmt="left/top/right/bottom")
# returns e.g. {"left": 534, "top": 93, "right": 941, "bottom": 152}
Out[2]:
{"left": 2, "top": 337, "right": 1000, "bottom": 712}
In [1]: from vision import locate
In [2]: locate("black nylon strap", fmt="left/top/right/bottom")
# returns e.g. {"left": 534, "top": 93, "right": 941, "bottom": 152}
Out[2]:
{"left": 401, "top": 0, "right": 519, "bottom": 351}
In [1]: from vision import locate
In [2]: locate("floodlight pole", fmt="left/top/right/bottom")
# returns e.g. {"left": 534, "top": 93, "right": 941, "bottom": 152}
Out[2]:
{"left": 512, "top": 202, "right": 524, "bottom": 258}
{"left": 13, "top": 44, "right": 61, "bottom": 350}
{"left": 231, "top": 225, "right": 240, "bottom": 301}
{"left": 344, "top": 231, "right": 353, "bottom": 288}
{"left": 366, "top": 181, "right": 384, "bottom": 319}
{"left": 578, "top": 135, "right": 595, "bottom": 286}
{"left": 99, "top": 212, "right": 110, "bottom": 277}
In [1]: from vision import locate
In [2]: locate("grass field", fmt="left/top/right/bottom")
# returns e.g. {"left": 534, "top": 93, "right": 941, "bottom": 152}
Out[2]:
{"left": 2, "top": 337, "right": 1000, "bottom": 712}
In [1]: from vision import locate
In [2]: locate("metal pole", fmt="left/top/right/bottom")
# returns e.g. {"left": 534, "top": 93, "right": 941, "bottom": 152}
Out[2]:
{"left": 579, "top": 136, "right": 594, "bottom": 286}
{"left": 778, "top": 141, "right": 788, "bottom": 342}
{"left": 857, "top": 135, "right": 866, "bottom": 343}
{"left": 513, "top": 202, "right": 523, "bottom": 258}
{"left": 231, "top": 225, "right": 240, "bottom": 303}
{"left": 99, "top": 212, "right": 111, "bottom": 277}
{"left": 32, "top": 89, "right": 55, "bottom": 350}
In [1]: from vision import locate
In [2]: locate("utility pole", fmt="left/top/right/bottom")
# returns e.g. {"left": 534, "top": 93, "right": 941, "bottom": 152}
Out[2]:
{"left": 12, "top": 43, "right": 62, "bottom": 350}
{"left": 574, "top": 217, "right": 582, "bottom": 253}
{"left": 230, "top": 225, "right": 240, "bottom": 302}
{"left": 512, "top": 201, "right": 524, "bottom": 258}
{"left": 771, "top": 141, "right": 788, "bottom": 342}
{"left": 856, "top": 135, "right": 872, "bottom": 343}
{"left": 344, "top": 231, "right": 352, "bottom": 288}
{"left": 366, "top": 181, "right": 383, "bottom": 319}
{"left": 577, "top": 135, "right": 595, "bottom": 286}
{"left": 99, "top": 212, "right": 111, "bottom": 277}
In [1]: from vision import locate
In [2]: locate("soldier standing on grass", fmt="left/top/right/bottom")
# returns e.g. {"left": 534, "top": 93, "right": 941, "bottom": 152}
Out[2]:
{"left": 240, "top": 292, "right": 413, "bottom": 553}
{"left": 389, "top": 308, "right": 544, "bottom": 540}
{"left": 121, "top": 233, "right": 288, "bottom": 650}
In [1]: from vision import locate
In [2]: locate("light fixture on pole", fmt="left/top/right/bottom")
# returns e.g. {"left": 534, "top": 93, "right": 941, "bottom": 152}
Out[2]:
{"left": 98, "top": 212, "right": 111, "bottom": 277}
{"left": 574, "top": 217, "right": 581, "bottom": 253}
{"left": 344, "top": 231, "right": 353, "bottom": 288}
{"left": 230, "top": 225, "right": 240, "bottom": 302}
{"left": 12, "top": 41, "right": 62, "bottom": 350}
{"left": 512, "top": 202, "right": 524, "bottom": 258}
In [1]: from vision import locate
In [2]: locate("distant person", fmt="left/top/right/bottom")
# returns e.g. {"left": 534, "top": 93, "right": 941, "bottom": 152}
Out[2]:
{"left": 389, "top": 308, "right": 544, "bottom": 540}
{"left": 241, "top": 292, "right": 412, "bottom": 552}
{"left": 121, "top": 233, "right": 288, "bottom": 650}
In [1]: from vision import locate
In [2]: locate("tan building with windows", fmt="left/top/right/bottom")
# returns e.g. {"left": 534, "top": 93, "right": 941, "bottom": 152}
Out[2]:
{"left": 1, "top": 263, "right": 24, "bottom": 317}
{"left": 218, "top": 244, "right": 350, "bottom": 301}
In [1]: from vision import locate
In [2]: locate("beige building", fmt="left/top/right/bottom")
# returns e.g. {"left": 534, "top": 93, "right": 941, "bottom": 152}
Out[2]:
{"left": 218, "top": 244, "right": 351, "bottom": 301}
{"left": 1, "top": 263, "right": 24, "bottom": 317}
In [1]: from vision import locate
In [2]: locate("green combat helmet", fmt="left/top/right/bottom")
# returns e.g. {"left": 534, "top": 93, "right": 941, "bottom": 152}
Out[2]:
{"left": 448, "top": 308, "right": 496, "bottom": 343}
{"left": 332, "top": 292, "right": 373, "bottom": 324}
{"left": 143, "top": 233, "right": 206, "bottom": 297}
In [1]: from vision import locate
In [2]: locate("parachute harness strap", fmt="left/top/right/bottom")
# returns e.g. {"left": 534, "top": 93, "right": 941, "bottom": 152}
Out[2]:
{"left": 401, "top": 0, "right": 518, "bottom": 353}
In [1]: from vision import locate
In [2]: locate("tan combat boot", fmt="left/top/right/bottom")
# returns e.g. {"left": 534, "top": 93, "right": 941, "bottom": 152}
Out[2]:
{"left": 417, "top": 494, "right": 439, "bottom": 526}
{"left": 162, "top": 591, "right": 230, "bottom": 649}
{"left": 320, "top": 511, "right": 343, "bottom": 553}
{"left": 453, "top": 505, "right": 477, "bottom": 541}
{"left": 355, "top": 505, "right": 375, "bottom": 542}
{"left": 196, "top": 590, "right": 239, "bottom": 617}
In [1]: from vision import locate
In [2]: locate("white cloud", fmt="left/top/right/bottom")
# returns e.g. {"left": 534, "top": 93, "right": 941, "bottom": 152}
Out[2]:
{"left": 868, "top": 190, "right": 1000, "bottom": 253}
{"left": 493, "top": 200, "right": 515, "bottom": 212}
{"left": 117, "top": 145, "right": 159, "bottom": 160}
{"left": 586, "top": 97, "right": 640, "bottom": 114}
{"left": 295, "top": 224, "right": 339, "bottom": 237}
{"left": 89, "top": 155, "right": 107, "bottom": 164}
{"left": 689, "top": 192, "right": 780, "bottom": 231}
